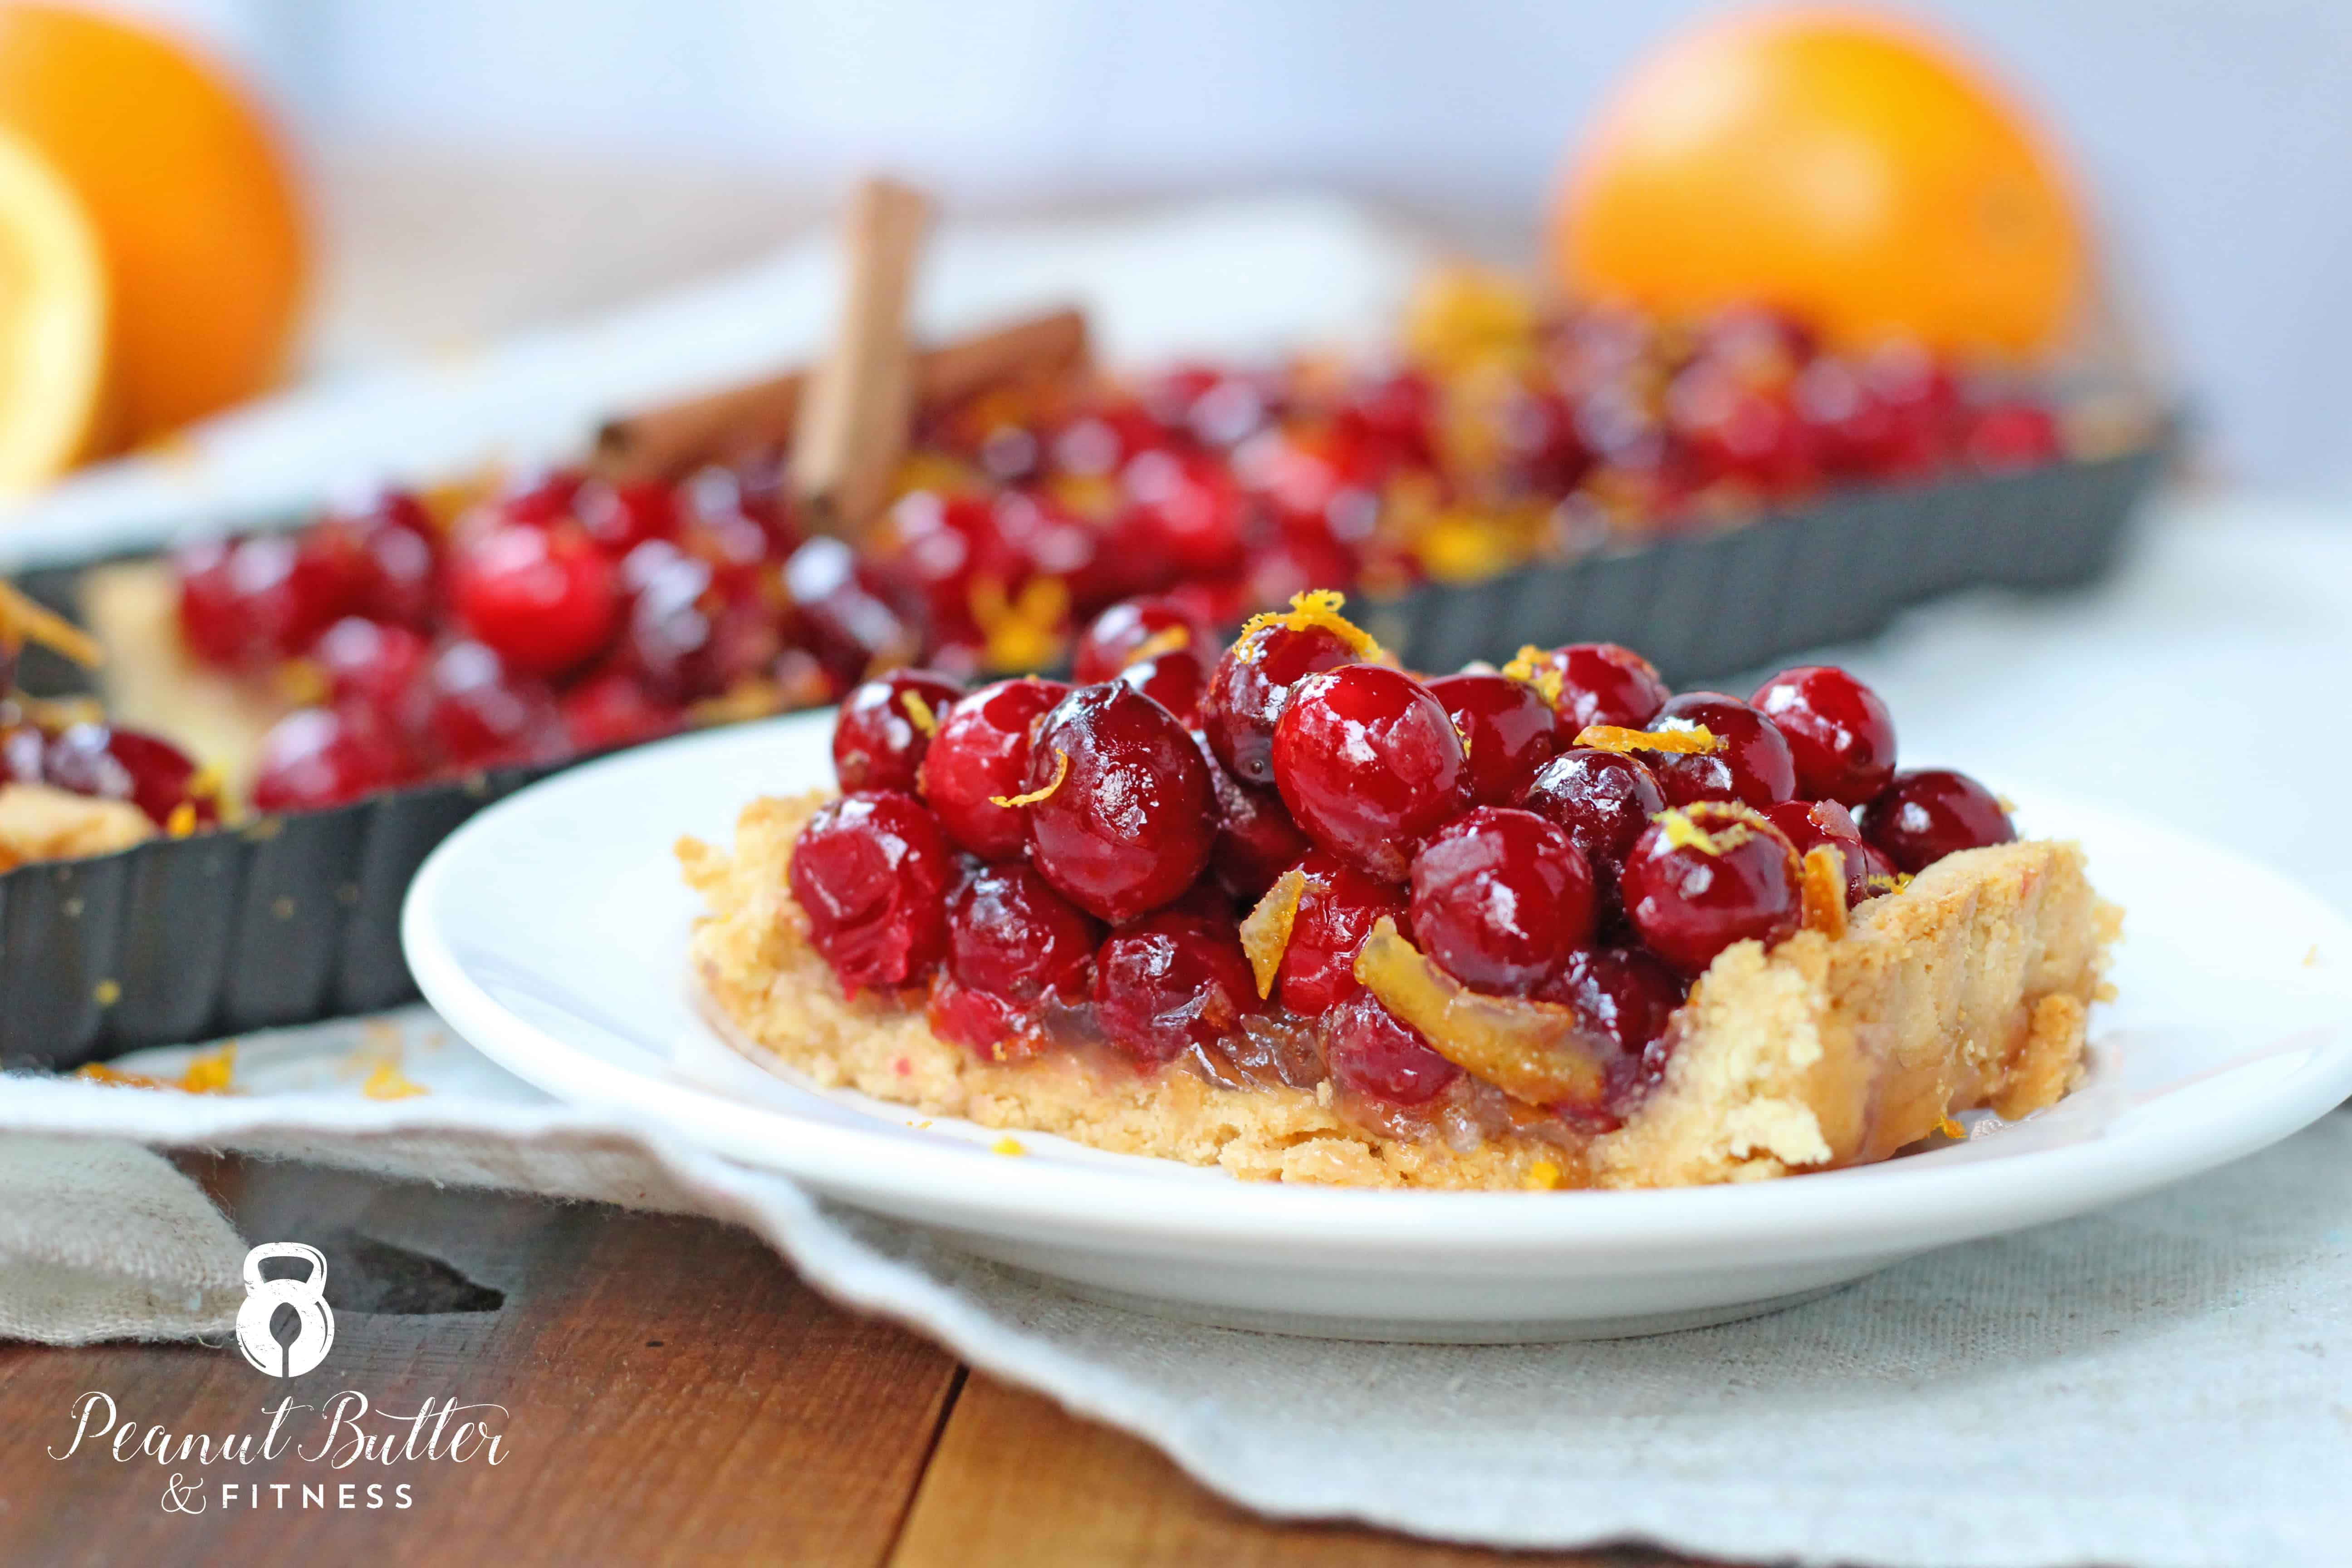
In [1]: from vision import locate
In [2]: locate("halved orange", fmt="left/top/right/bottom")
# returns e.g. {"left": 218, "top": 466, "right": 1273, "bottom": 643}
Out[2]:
{"left": 0, "top": 122, "right": 103, "bottom": 492}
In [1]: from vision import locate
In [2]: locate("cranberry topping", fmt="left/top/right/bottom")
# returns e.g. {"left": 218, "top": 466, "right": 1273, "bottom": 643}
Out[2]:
{"left": 403, "top": 640, "right": 565, "bottom": 772}
{"left": 1539, "top": 945, "right": 1687, "bottom": 1120}
{"left": 1092, "top": 910, "right": 1263, "bottom": 1063}
{"left": 1963, "top": 402, "right": 2062, "bottom": 473}
{"left": 1201, "top": 617, "right": 1362, "bottom": 786}
{"left": 451, "top": 521, "right": 622, "bottom": 678}
{"left": 1536, "top": 642, "right": 1670, "bottom": 734}
{"left": 250, "top": 707, "right": 407, "bottom": 812}
{"left": 1763, "top": 799, "right": 1891, "bottom": 906}
{"left": 43, "top": 723, "right": 217, "bottom": 828}
{"left": 1271, "top": 664, "right": 1467, "bottom": 880}
{"left": 574, "top": 479, "right": 679, "bottom": 554}
{"left": 920, "top": 676, "right": 1069, "bottom": 860}
{"left": 310, "top": 617, "right": 430, "bottom": 727}
{"left": 831, "top": 669, "right": 963, "bottom": 794}
{"left": 1072, "top": 596, "right": 1212, "bottom": 684}
{"left": 1750, "top": 665, "right": 1897, "bottom": 806}
{"left": 1515, "top": 746, "right": 1666, "bottom": 891}
{"left": 1426, "top": 671, "right": 1562, "bottom": 806}
{"left": 787, "top": 791, "right": 956, "bottom": 993}
{"left": 1408, "top": 807, "right": 1595, "bottom": 994}
{"left": 1322, "top": 992, "right": 1461, "bottom": 1107}
{"left": 947, "top": 862, "right": 1098, "bottom": 1003}
{"left": 1195, "top": 730, "right": 1311, "bottom": 902}
{"left": 1645, "top": 691, "right": 1796, "bottom": 809}
{"left": 174, "top": 534, "right": 346, "bottom": 670}
{"left": 310, "top": 491, "right": 440, "bottom": 629}
{"left": 617, "top": 543, "right": 778, "bottom": 704}
{"left": 1023, "top": 683, "right": 1215, "bottom": 922}
{"left": 1619, "top": 803, "right": 1802, "bottom": 977}
{"left": 1274, "top": 848, "right": 1409, "bottom": 1014}
{"left": 1860, "top": 768, "right": 2016, "bottom": 874}
{"left": 1114, "top": 646, "right": 1209, "bottom": 724}
{"left": 559, "top": 666, "right": 683, "bottom": 755}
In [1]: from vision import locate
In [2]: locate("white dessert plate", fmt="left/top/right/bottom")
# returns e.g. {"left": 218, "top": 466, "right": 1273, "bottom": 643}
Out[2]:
{"left": 404, "top": 711, "right": 2352, "bottom": 1341}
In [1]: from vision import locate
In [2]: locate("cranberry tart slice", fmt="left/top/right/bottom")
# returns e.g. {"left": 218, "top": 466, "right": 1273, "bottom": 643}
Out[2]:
{"left": 680, "top": 593, "right": 2117, "bottom": 1190}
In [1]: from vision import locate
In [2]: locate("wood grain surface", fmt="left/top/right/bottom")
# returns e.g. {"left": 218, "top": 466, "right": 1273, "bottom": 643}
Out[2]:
{"left": 0, "top": 1160, "right": 1715, "bottom": 1567}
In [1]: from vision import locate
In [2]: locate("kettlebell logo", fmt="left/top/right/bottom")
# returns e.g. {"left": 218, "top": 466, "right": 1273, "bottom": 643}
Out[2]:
{"left": 236, "top": 1243, "right": 335, "bottom": 1378}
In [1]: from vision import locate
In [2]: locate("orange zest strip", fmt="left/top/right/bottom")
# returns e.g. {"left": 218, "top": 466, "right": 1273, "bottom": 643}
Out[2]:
{"left": 990, "top": 747, "right": 1070, "bottom": 809}
{"left": 1498, "top": 645, "right": 1563, "bottom": 709}
{"left": 361, "top": 1060, "right": 427, "bottom": 1101}
{"left": 1235, "top": 589, "right": 1389, "bottom": 666}
{"left": 1800, "top": 845, "right": 1848, "bottom": 939}
{"left": 1574, "top": 722, "right": 1720, "bottom": 756}
{"left": 1239, "top": 866, "right": 1308, "bottom": 999}
{"left": 1353, "top": 916, "right": 1607, "bottom": 1107}
{"left": 899, "top": 688, "right": 940, "bottom": 735}
{"left": 1121, "top": 624, "right": 1191, "bottom": 668}
{"left": 1936, "top": 1116, "right": 1966, "bottom": 1140}
{"left": 0, "top": 579, "right": 102, "bottom": 668}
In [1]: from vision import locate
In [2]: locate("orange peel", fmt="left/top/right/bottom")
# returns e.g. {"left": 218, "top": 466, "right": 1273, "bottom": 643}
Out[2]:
{"left": 1352, "top": 916, "right": 1607, "bottom": 1107}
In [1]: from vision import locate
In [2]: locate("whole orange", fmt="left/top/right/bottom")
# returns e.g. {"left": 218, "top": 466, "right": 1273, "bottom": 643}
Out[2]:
{"left": 0, "top": 3, "right": 308, "bottom": 446}
{"left": 1553, "top": 8, "right": 2086, "bottom": 360}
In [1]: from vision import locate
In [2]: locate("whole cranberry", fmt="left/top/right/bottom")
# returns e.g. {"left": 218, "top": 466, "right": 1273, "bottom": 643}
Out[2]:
{"left": 1201, "top": 617, "right": 1363, "bottom": 786}
{"left": 1322, "top": 993, "right": 1461, "bottom": 1107}
{"left": 617, "top": 542, "right": 779, "bottom": 704}
{"left": 1272, "top": 665, "right": 1467, "bottom": 880}
{"left": 1645, "top": 692, "right": 1796, "bottom": 809}
{"left": 1750, "top": 665, "right": 1896, "bottom": 806}
{"left": 174, "top": 534, "right": 347, "bottom": 670}
{"left": 1763, "top": 799, "right": 1893, "bottom": 906}
{"left": 787, "top": 791, "right": 956, "bottom": 994}
{"left": 785, "top": 537, "right": 917, "bottom": 693}
{"left": 1861, "top": 769, "right": 2016, "bottom": 874}
{"left": 1195, "top": 730, "right": 1311, "bottom": 903}
{"left": 1538, "top": 946, "right": 1687, "bottom": 1121}
{"left": 1517, "top": 748, "right": 1667, "bottom": 886}
{"left": 1275, "top": 848, "right": 1409, "bottom": 1016}
{"left": 491, "top": 468, "right": 584, "bottom": 528}
{"left": 250, "top": 707, "right": 409, "bottom": 812}
{"left": 1073, "top": 596, "right": 1212, "bottom": 684}
{"left": 1408, "top": 808, "right": 1595, "bottom": 995}
{"left": 831, "top": 670, "right": 963, "bottom": 794}
{"left": 1665, "top": 361, "right": 1816, "bottom": 495}
{"left": 452, "top": 522, "right": 622, "bottom": 677}
{"left": 1114, "top": 646, "right": 1209, "bottom": 724}
{"left": 1092, "top": 910, "right": 1262, "bottom": 1063}
{"left": 1121, "top": 448, "right": 1248, "bottom": 578}
{"left": 1532, "top": 642, "right": 1670, "bottom": 735}
{"left": 947, "top": 863, "right": 1098, "bottom": 1003}
{"left": 1426, "top": 672, "right": 1562, "bottom": 807}
{"left": 43, "top": 723, "right": 218, "bottom": 828}
{"left": 921, "top": 676, "right": 1070, "bottom": 860}
{"left": 310, "top": 617, "right": 430, "bottom": 729}
{"left": 559, "top": 666, "right": 684, "bottom": 755}
{"left": 404, "top": 640, "right": 565, "bottom": 772}
{"left": 1620, "top": 803, "right": 1802, "bottom": 977}
{"left": 314, "top": 491, "right": 441, "bottom": 629}
{"left": 1023, "top": 683, "right": 1215, "bottom": 923}
{"left": 575, "top": 479, "right": 680, "bottom": 555}
{"left": 1963, "top": 402, "right": 2062, "bottom": 472}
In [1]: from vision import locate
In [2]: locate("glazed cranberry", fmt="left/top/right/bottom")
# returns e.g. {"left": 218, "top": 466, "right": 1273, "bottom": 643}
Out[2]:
{"left": 1407, "top": 808, "right": 1595, "bottom": 995}
{"left": 43, "top": 723, "right": 218, "bottom": 828}
{"left": 947, "top": 863, "right": 1098, "bottom": 1003}
{"left": 1073, "top": 596, "right": 1212, "bottom": 684}
{"left": 1195, "top": 731, "right": 1311, "bottom": 903}
{"left": 1516, "top": 748, "right": 1667, "bottom": 887}
{"left": 1538, "top": 946, "right": 1687, "bottom": 1120}
{"left": 1750, "top": 665, "right": 1896, "bottom": 806}
{"left": 1665, "top": 361, "right": 1817, "bottom": 494}
{"left": 314, "top": 492, "right": 440, "bottom": 629}
{"left": 1861, "top": 769, "right": 2016, "bottom": 874}
{"left": 1963, "top": 402, "right": 2062, "bottom": 472}
{"left": 1620, "top": 803, "right": 1803, "bottom": 977}
{"left": 788, "top": 791, "right": 956, "bottom": 994}
{"left": 831, "top": 670, "right": 963, "bottom": 794}
{"left": 1023, "top": 683, "right": 1215, "bottom": 922}
{"left": 1426, "top": 672, "right": 1562, "bottom": 806}
{"left": 574, "top": 479, "right": 679, "bottom": 554}
{"left": 1114, "top": 646, "right": 1207, "bottom": 722}
{"left": 1092, "top": 910, "right": 1262, "bottom": 1063}
{"left": 1762, "top": 799, "right": 1890, "bottom": 906}
{"left": 310, "top": 617, "right": 429, "bottom": 726}
{"left": 1274, "top": 849, "right": 1409, "bottom": 1015}
{"left": 785, "top": 537, "right": 917, "bottom": 693}
{"left": 1121, "top": 448, "right": 1248, "bottom": 577}
{"left": 492, "top": 468, "right": 585, "bottom": 529}
{"left": 1272, "top": 664, "right": 1467, "bottom": 880}
{"left": 1645, "top": 692, "right": 1796, "bottom": 809}
{"left": 452, "top": 522, "right": 622, "bottom": 677}
{"left": 1323, "top": 993, "right": 1461, "bottom": 1107}
{"left": 404, "top": 640, "right": 564, "bottom": 772}
{"left": 250, "top": 707, "right": 408, "bottom": 812}
{"left": 559, "top": 666, "right": 683, "bottom": 754}
{"left": 1201, "top": 617, "right": 1362, "bottom": 786}
{"left": 1534, "top": 643, "right": 1670, "bottom": 735}
{"left": 617, "top": 543, "right": 779, "bottom": 704}
{"left": 921, "top": 676, "right": 1070, "bottom": 860}
{"left": 174, "top": 534, "right": 347, "bottom": 669}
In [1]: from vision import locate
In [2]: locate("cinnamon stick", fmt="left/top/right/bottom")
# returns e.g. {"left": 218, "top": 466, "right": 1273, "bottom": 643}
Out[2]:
{"left": 589, "top": 306, "right": 1089, "bottom": 486}
{"left": 789, "top": 177, "right": 932, "bottom": 536}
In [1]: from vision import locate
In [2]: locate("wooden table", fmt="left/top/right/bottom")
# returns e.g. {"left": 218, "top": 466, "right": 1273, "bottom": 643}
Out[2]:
{"left": 0, "top": 1158, "right": 1720, "bottom": 1567}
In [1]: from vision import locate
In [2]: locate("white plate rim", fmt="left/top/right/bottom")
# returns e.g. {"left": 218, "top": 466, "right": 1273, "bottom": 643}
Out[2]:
{"left": 402, "top": 715, "right": 2352, "bottom": 1259}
